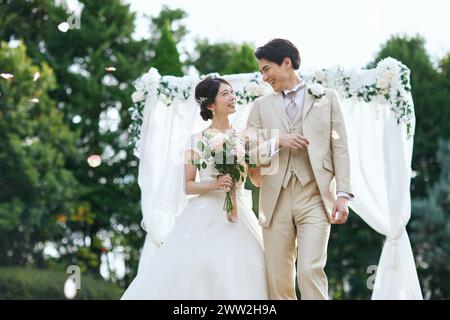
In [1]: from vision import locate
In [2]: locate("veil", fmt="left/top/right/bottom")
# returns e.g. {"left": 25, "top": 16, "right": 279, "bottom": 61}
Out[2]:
{"left": 135, "top": 75, "right": 254, "bottom": 273}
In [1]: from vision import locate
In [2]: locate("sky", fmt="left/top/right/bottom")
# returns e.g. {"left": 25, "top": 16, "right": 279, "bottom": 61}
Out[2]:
{"left": 126, "top": 0, "right": 449, "bottom": 70}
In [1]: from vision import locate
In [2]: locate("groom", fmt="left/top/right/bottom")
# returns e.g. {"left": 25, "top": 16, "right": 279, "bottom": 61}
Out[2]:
{"left": 246, "top": 39, "right": 354, "bottom": 300}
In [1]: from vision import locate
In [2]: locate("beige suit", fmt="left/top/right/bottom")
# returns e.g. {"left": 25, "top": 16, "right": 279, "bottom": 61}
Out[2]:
{"left": 246, "top": 84, "right": 353, "bottom": 299}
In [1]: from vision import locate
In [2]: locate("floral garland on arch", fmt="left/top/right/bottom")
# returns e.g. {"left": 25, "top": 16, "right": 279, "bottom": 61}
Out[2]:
{"left": 128, "top": 57, "right": 414, "bottom": 151}
{"left": 308, "top": 57, "right": 414, "bottom": 138}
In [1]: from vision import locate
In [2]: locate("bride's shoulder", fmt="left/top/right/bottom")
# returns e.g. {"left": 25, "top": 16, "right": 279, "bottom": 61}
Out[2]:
{"left": 189, "top": 130, "right": 209, "bottom": 149}
{"left": 190, "top": 130, "right": 208, "bottom": 142}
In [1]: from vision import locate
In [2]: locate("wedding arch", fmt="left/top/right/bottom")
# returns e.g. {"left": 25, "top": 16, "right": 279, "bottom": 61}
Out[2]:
{"left": 128, "top": 57, "right": 422, "bottom": 300}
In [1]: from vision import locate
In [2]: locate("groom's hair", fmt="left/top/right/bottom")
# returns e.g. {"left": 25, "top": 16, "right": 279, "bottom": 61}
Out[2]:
{"left": 254, "top": 39, "right": 301, "bottom": 70}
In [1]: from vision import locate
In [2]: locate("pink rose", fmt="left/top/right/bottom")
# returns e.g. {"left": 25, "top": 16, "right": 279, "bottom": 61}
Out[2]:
{"left": 209, "top": 134, "right": 226, "bottom": 151}
{"left": 235, "top": 143, "right": 245, "bottom": 158}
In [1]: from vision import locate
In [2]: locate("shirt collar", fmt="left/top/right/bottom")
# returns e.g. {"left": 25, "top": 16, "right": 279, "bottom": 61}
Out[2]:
{"left": 282, "top": 80, "right": 306, "bottom": 96}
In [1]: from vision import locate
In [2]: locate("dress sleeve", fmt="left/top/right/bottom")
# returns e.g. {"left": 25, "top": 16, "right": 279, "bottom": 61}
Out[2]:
{"left": 184, "top": 134, "right": 202, "bottom": 166}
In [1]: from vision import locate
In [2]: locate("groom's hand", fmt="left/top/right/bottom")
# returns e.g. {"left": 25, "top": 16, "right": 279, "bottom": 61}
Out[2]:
{"left": 279, "top": 133, "right": 309, "bottom": 151}
{"left": 331, "top": 197, "right": 349, "bottom": 224}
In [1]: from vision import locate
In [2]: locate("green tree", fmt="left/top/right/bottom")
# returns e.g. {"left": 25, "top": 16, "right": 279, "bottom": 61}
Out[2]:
{"left": 326, "top": 215, "right": 384, "bottom": 299}
{"left": 440, "top": 53, "right": 450, "bottom": 82}
{"left": 368, "top": 34, "right": 450, "bottom": 198}
{"left": 189, "top": 40, "right": 259, "bottom": 75}
{"left": 0, "top": 41, "right": 79, "bottom": 267}
{"left": 410, "top": 139, "right": 450, "bottom": 299}
{"left": 0, "top": 266, "right": 124, "bottom": 299}
{"left": 151, "top": 20, "right": 183, "bottom": 76}
{"left": 227, "top": 43, "right": 259, "bottom": 74}
{"left": 150, "top": 5, "right": 188, "bottom": 44}
{"left": 0, "top": 0, "right": 151, "bottom": 283}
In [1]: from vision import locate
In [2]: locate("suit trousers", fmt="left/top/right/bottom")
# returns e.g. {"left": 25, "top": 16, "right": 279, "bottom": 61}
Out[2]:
{"left": 262, "top": 175, "right": 331, "bottom": 299}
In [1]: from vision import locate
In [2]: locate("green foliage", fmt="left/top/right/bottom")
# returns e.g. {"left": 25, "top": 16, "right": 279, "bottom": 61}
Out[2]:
{"left": 410, "top": 139, "right": 450, "bottom": 299}
{"left": 0, "top": 266, "right": 124, "bottom": 299}
{"left": 148, "top": 6, "right": 187, "bottom": 76}
{"left": 368, "top": 34, "right": 450, "bottom": 198}
{"left": 0, "top": 0, "right": 148, "bottom": 281}
{"left": 0, "top": 41, "right": 79, "bottom": 266}
{"left": 150, "top": 5, "right": 188, "bottom": 44}
{"left": 151, "top": 20, "right": 183, "bottom": 76}
{"left": 326, "top": 213, "right": 384, "bottom": 299}
{"left": 227, "top": 43, "right": 260, "bottom": 74}
{"left": 189, "top": 39, "right": 259, "bottom": 75}
{"left": 439, "top": 52, "right": 450, "bottom": 84}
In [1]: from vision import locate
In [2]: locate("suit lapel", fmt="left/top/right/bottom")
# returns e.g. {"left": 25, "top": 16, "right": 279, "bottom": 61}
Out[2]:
{"left": 271, "top": 93, "right": 290, "bottom": 131}
{"left": 302, "top": 84, "right": 316, "bottom": 120}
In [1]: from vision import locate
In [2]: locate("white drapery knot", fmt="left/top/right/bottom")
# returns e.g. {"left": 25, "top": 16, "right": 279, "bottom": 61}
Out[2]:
{"left": 385, "top": 228, "right": 407, "bottom": 268}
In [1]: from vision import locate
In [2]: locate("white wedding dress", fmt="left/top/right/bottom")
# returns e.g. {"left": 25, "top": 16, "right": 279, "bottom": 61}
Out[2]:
{"left": 121, "top": 135, "right": 269, "bottom": 300}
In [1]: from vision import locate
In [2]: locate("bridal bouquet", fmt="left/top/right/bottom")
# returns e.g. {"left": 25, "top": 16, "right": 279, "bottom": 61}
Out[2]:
{"left": 192, "top": 129, "right": 256, "bottom": 222}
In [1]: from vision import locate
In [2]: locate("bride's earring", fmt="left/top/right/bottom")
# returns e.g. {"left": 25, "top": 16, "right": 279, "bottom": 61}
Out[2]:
{"left": 212, "top": 110, "right": 216, "bottom": 115}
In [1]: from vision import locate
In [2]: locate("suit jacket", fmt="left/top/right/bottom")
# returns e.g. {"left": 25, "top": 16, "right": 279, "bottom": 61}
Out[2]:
{"left": 246, "top": 84, "right": 354, "bottom": 226}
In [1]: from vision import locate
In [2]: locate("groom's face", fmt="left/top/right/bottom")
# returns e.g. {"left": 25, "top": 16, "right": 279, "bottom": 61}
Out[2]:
{"left": 258, "top": 58, "right": 291, "bottom": 93}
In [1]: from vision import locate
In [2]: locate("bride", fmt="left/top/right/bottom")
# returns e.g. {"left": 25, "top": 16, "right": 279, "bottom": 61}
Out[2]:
{"left": 121, "top": 76, "right": 269, "bottom": 300}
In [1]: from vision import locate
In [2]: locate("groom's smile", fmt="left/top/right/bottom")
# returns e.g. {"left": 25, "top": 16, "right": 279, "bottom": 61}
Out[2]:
{"left": 258, "top": 58, "right": 290, "bottom": 93}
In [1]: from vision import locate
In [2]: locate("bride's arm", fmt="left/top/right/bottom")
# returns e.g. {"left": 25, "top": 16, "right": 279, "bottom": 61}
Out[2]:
{"left": 184, "top": 150, "right": 233, "bottom": 195}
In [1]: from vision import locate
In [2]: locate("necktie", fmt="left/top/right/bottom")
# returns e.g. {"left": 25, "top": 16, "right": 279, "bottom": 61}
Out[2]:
{"left": 285, "top": 83, "right": 305, "bottom": 123}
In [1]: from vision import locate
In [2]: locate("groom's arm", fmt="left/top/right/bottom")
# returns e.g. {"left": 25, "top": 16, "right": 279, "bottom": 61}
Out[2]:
{"left": 330, "top": 89, "right": 354, "bottom": 199}
{"left": 246, "top": 99, "right": 273, "bottom": 167}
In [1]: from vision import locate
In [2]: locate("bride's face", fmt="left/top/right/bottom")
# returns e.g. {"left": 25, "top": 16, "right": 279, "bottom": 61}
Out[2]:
{"left": 211, "top": 83, "right": 237, "bottom": 116}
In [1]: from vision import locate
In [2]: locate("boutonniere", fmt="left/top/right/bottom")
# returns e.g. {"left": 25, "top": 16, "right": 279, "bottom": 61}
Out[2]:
{"left": 308, "top": 83, "right": 326, "bottom": 99}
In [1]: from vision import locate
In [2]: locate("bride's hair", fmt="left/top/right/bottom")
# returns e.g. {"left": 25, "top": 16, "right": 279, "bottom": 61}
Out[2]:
{"left": 195, "top": 76, "right": 232, "bottom": 121}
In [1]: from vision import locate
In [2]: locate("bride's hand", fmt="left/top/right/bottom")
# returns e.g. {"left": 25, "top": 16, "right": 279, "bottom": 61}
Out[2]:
{"left": 214, "top": 174, "right": 234, "bottom": 191}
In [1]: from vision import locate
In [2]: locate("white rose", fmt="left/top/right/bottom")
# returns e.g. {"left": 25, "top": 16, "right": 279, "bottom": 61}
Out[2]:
{"left": 384, "top": 70, "right": 396, "bottom": 82}
{"left": 310, "top": 83, "right": 325, "bottom": 97}
{"left": 314, "top": 69, "right": 327, "bottom": 82}
{"left": 376, "top": 58, "right": 400, "bottom": 83}
{"left": 376, "top": 78, "right": 389, "bottom": 90}
{"left": 131, "top": 91, "right": 145, "bottom": 103}
{"left": 377, "top": 57, "right": 400, "bottom": 71}
{"left": 159, "top": 93, "right": 171, "bottom": 105}
{"left": 245, "top": 83, "right": 258, "bottom": 96}
{"left": 147, "top": 67, "right": 161, "bottom": 82}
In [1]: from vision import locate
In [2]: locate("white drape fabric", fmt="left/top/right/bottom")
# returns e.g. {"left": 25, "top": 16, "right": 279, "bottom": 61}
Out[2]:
{"left": 342, "top": 98, "right": 422, "bottom": 299}
{"left": 136, "top": 97, "right": 200, "bottom": 272}
{"left": 134, "top": 70, "right": 422, "bottom": 299}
